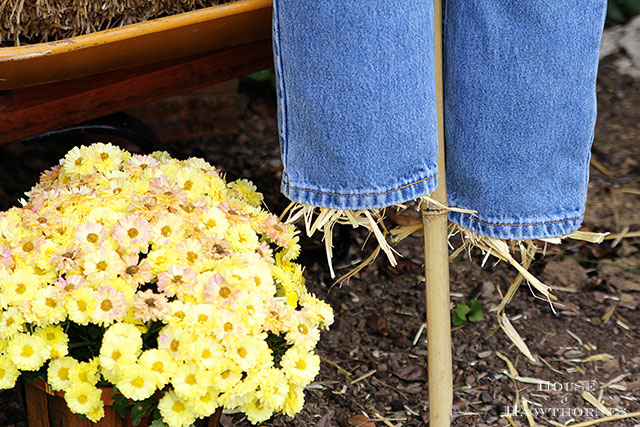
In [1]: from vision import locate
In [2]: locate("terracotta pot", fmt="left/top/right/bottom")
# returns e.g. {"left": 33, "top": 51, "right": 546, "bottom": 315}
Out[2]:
{"left": 23, "top": 379, "right": 221, "bottom": 427}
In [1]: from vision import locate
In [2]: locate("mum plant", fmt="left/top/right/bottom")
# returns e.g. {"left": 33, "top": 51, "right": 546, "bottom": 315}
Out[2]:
{"left": 0, "top": 143, "right": 333, "bottom": 426}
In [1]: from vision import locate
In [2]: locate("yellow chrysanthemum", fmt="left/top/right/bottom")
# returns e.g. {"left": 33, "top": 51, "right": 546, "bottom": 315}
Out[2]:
{"left": 98, "top": 338, "right": 137, "bottom": 373}
{"left": 173, "top": 167, "right": 208, "bottom": 200}
{"left": 64, "top": 381, "right": 102, "bottom": 415}
{"left": 255, "top": 367, "right": 289, "bottom": 411}
{"left": 88, "top": 142, "right": 127, "bottom": 174}
{"left": 84, "top": 206, "right": 120, "bottom": 228}
{"left": 243, "top": 398, "right": 274, "bottom": 424}
{"left": 4, "top": 269, "right": 39, "bottom": 306}
{"left": 116, "top": 363, "right": 158, "bottom": 401}
{"left": 191, "top": 387, "right": 220, "bottom": 418}
{"left": 139, "top": 349, "right": 177, "bottom": 388}
{"left": 157, "top": 391, "right": 197, "bottom": 427}
{"left": 31, "top": 286, "right": 67, "bottom": 326}
{"left": 223, "top": 333, "right": 272, "bottom": 373}
{"left": 157, "top": 326, "right": 191, "bottom": 358}
{"left": 69, "top": 358, "right": 100, "bottom": 386}
{"left": 188, "top": 336, "right": 224, "bottom": 370}
{"left": 184, "top": 303, "right": 217, "bottom": 333}
{"left": 47, "top": 356, "right": 78, "bottom": 391}
{"left": 83, "top": 248, "right": 124, "bottom": 284}
{"left": 280, "top": 346, "right": 320, "bottom": 386}
{"left": 300, "top": 293, "right": 335, "bottom": 330}
{"left": 281, "top": 385, "right": 305, "bottom": 416}
{"left": 228, "top": 179, "right": 264, "bottom": 208}
{"left": 0, "top": 355, "right": 20, "bottom": 389}
{"left": 150, "top": 214, "right": 185, "bottom": 246}
{"left": 60, "top": 145, "right": 94, "bottom": 178}
{"left": 212, "top": 358, "right": 243, "bottom": 393}
{"left": 204, "top": 174, "right": 227, "bottom": 202}
{"left": 0, "top": 307, "right": 25, "bottom": 338}
{"left": 85, "top": 401, "right": 105, "bottom": 423}
{"left": 145, "top": 246, "right": 179, "bottom": 275}
{"left": 286, "top": 311, "right": 320, "bottom": 350}
{"left": 7, "top": 333, "right": 48, "bottom": 371}
{"left": 65, "top": 287, "right": 97, "bottom": 325}
{"left": 226, "top": 223, "right": 259, "bottom": 253}
{"left": 171, "top": 361, "right": 212, "bottom": 400}
{"left": 35, "top": 324, "right": 69, "bottom": 359}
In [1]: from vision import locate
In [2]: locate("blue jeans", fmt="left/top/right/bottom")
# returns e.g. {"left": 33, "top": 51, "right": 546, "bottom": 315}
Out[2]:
{"left": 272, "top": 1, "right": 607, "bottom": 240}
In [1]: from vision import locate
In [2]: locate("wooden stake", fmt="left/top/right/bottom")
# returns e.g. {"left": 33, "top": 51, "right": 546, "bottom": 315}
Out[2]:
{"left": 422, "top": 0, "right": 453, "bottom": 425}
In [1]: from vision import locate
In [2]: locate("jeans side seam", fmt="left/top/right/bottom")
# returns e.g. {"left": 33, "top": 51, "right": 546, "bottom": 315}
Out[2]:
{"left": 285, "top": 173, "right": 437, "bottom": 198}
{"left": 273, "top": 1, "right": 289, "bottom": 171}
{"left": 460, "top": 213, "right": 582, "bottom": 227}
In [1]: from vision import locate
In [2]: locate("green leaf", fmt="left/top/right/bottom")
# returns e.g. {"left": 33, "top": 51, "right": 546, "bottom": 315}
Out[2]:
{"left": 468, "top": 299, "right": 484, "bottom": 323}
{"left": 130, "top": 395, "right": 157, "bottom": 426}
{"left": 111, "top": 389, "right": 129, "bottom": 420}
{"left": 454, "top": 304, "right": 470, "bottom": 322}
{"left": 245, "top": 69, "right": 275, "bottom": 83}
{"left": 150, "top": 419, "right": 168, "bottom": 427}
{"left": 452, "top": 314, "right": 465, "bottom": 327}
{"left": 20, "top": 369, "right": 46, "bottom": 384}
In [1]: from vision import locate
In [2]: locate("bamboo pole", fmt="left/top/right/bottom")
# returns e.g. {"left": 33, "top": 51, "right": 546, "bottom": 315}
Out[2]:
{"left": 421, "top": 0, "right": 453, "bottom": 425}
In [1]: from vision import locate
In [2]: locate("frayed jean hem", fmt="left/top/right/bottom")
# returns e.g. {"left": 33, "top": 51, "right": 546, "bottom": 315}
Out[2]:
{"left": 281, "top": 172, "right": 438, "bottom": 211}
{"left": 448, "top": 210, "right": 584, "bottom": 240}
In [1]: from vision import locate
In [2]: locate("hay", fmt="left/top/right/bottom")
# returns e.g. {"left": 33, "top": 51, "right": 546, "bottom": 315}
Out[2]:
{"left": 284, "top": 200, "right": 608, "bottom": 360}
{"left": 0, "top": 0, "right": 234, "bottom": 47}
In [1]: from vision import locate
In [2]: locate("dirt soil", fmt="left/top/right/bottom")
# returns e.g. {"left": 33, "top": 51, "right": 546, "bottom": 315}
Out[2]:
{"left": 0, "top": 55, "right": 638, "bottom": 427}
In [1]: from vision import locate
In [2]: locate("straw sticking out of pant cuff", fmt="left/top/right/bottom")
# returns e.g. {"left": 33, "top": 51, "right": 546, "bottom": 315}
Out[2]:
{"left": 447, "top": 223, "right": 608, "bottom": 362}
{"left": 282, "top": 202, "right": 397, "bottom": 278}
{"left": 281, "top": 198, "right": 608, "bottom": 361}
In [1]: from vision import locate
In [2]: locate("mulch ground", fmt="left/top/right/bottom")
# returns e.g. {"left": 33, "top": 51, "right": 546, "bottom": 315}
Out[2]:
{"left": 0, "top": 54, "right": 638, "bottom": 427}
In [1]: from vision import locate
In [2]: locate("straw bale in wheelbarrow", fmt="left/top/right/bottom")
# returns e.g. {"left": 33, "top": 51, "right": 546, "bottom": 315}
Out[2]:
{"left": 0, "top": 0, "right": 235, "bottom": 46}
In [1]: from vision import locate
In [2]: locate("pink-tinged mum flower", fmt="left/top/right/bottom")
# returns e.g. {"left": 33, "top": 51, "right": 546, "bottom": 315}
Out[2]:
{"left": 0, "top": 245, "right": 14, "bottom": 269}
{"left": 120, "top": 254, "right": 154, "bottom": 286}
{"left": 19, "top": 208, "right": 63, "bottom": 237}
{"left": 202, "top": 273, "right": 227, "bottom": 303}
{"left": 112, "top": 214, "right": 153, "bottom": 254}
{"left": 133, "top": 290, "right": 169, "bottom": 322}
{"left": 127, "top": 155, "right": 160, "bottom": 175}
{"left": 260, "top": 214, "right": 295, "bottom": 248}
{"left": 92, "top": 286, "right": 127, "bottom": 326}
{"left": 73, "top": 223, "right": 108, "bottom": 249}
{"left": 50, "top": 246, "right": 84, "bottom": 275}
{"left": 157, "top": 266, "right": 196, "bottom": 297}
{"left": 11, "top": 236, "right": 45, "bottom": 262}
{"left": 53, "top": 275, "right": 87, "bottom": 298}
{"left": 256, "top": 241, "right": 274, "bottom": 264}
{"left": 83, "top": 249, "right": 124, "bottom": 284}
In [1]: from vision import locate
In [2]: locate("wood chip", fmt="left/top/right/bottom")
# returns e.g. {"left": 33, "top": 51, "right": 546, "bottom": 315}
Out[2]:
{"left": 602, "top": 306, "right": 616, "bottom": 324}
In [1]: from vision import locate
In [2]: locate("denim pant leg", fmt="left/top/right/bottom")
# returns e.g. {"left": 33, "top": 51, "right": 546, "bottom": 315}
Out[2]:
{"left": 444, "top": 1, "right": 607, "bottom": 240}
{"left": 272, "top": 1, "right": 439, "bottom": 210}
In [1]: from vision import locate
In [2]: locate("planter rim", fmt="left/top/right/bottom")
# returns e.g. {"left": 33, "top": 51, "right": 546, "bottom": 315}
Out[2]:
{"left": 0, "top": 0, "right": 272, "bottom": 90}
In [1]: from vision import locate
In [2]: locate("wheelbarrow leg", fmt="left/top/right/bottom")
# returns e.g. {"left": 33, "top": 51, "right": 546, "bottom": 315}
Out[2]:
{"left": 422, "top": 0, "right": 453, "bottom": 424}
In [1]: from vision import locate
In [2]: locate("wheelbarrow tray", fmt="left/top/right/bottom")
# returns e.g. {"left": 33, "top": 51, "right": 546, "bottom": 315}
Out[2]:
{"left": 0, "top": 0, "right": 273, "bottom": 144}
{"left": 0, "top": 0, "right": 272, "bottom": 90}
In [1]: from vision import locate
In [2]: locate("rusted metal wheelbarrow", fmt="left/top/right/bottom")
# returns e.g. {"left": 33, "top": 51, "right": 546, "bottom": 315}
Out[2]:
{"left": 0, "top": 0, "right": 273, "bottom": 145}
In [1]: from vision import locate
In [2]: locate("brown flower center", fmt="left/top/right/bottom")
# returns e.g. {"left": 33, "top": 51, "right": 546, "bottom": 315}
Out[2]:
{"left": 101, "top": 299, "right": 113, "bottom": 311}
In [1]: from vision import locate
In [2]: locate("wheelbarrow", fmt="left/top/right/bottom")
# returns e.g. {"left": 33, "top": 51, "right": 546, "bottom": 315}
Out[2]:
{"left": 0, "top": 0, "right": 273, "bottom": 146}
